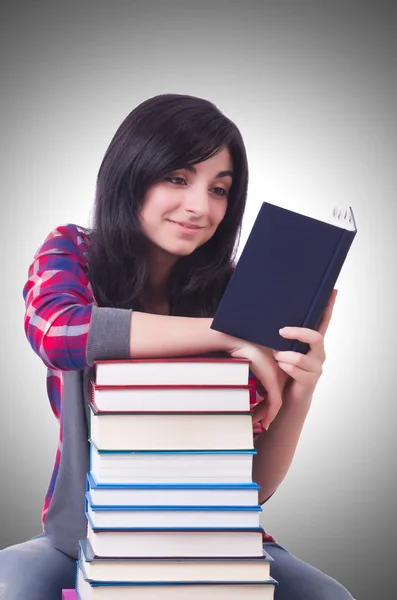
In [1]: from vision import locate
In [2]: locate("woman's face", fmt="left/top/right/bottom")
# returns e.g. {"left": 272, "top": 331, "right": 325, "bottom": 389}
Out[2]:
{"left": 139, "top": 147, "right": 233, "bottom": 259}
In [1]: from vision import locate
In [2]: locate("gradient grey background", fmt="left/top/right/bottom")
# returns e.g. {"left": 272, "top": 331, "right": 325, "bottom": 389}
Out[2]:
{"left": 1, "top": 1, "right": 396, "bottom": 598}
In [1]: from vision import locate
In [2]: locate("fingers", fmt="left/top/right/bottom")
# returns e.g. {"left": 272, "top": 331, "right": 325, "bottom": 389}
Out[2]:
{"left": 277, "top": 361, "right": 321, "bottom": 386}
{"left": 272, "top": 350, "right": 323, "bottom": 374}
{"left": 263, "top": 384, "right": 283, "bottom": 430}
{"left": 251, "top": 393, "right": 281, "bottom": 431}
{"left": 279, "top": 326, "right": 324, "bottom": 359}
{"left": 251, "top": 396, "right": 268, "bottom": 425}
{"left": 250, "top": 369, "right": 283, "bottom": 430}
{"left": 279, "top": 288, "right": 338, "bottom": 347}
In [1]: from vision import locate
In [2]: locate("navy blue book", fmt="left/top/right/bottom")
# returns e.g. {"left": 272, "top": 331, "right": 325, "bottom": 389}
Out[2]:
{"left": 211, "top": 202, "right": 357, "bottom": 353}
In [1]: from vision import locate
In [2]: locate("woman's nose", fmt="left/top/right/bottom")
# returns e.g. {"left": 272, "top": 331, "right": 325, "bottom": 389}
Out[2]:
{"left": 183, "top": 186, "right": 210, "bottom": 215}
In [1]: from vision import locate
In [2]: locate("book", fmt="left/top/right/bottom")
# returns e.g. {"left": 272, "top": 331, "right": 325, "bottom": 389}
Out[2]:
{"left": 76, "top": 563, "right": 277, "bottom": 599}
{"left": 94, "top": 357, "right": 251, "bottom": 387}
{"left": 85, "top": 496, "right": 262, "bottom": 529}
{"left": 89, "top": 405, "right": 254, "bottom": 451}
{"left": 62, "top": 591, "right": 78, "bottom": 599}
{"left": 211, "top": 202, "right": 357, "bottom": 353}
{"left": 89, "top": 445, "right": 256, "bottom": 484}
{"left": 86, "top": 473, "right": 260, "bottom": 506}
{"left": 91, "top": 383, "right": 251, "bottom": 412}
{"left": 87, "top": 518, "right": 265, "bottom": 558}
{"left": 78, "top": 538, "right": 273, "bottom": 582}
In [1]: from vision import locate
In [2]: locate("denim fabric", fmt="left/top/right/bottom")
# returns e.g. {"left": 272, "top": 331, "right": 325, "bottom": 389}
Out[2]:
{"left": 0, "top": 536, "right": 355, "bottom": 599}
{"left": 264, "top": 542, "right": 354, "bottom": 600}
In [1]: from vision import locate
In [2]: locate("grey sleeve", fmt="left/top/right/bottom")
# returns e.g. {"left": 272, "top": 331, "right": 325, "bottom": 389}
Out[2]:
{"left": 86, "top": 305, "right": 132, "bottom": 365}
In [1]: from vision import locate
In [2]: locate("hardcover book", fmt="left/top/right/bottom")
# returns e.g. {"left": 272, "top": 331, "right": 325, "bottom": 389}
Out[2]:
{"left": 62, "top": 591, "right": 78, "bottom": 600}
{"left": 88, "top": 405, "right": 254, "bottom": 451}
{"left": 86, "top": 472, "right": 260, "bottom": 506}
{"left": 78, "top": 538, "right": 274, "bottom": 583}
{"left": 76, "top": 563, "right": 277, "bottom": 599}
{"left": 91, "top": 382, "right": 251, "bottom": 413}
{"left": 89, "top": 445, "right": 256, "bottom": 484}
{"left": 94, "top": 357, "right": 251, "bottom": 386}
{"left": 86, "top": 518, "right": 265, "bottom": 558}
{"left": 85, "top": 494, "right": 262, "bottom": 529}
{"left": 211, "top": 202, "right": 357, "bottom": 353}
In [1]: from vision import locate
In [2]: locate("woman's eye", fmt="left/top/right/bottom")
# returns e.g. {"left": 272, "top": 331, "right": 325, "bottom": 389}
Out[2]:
{"left": 166, "top": 176, "right": 186, "bottom": 185}
{"left": 212, "top": 187, "right": 228, "bottom": 197}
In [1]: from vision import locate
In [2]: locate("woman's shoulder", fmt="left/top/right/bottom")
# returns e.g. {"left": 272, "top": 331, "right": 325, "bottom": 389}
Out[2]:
{"left": 34, "top": 223, "right": 91, "bottom": 259}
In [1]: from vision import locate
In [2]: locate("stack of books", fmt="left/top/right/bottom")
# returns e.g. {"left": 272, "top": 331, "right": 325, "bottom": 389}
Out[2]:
{"left": 70, "top": 356, "right": 278, "bottom": 599}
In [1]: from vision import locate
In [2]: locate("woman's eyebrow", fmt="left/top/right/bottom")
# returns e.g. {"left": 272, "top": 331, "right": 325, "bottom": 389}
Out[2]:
{"left": 216, "top": 170, "right": 234, "bottom": 179}
{"left": 184, "top": 165, "right": 233, "bottom": 178}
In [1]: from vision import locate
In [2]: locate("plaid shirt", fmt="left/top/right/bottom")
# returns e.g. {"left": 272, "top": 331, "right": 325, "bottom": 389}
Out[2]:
{"left": 22, "top": 224, "right": 274, "bottom": 543}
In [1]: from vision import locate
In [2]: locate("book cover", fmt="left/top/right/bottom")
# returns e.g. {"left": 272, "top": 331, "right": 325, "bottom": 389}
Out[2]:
{"left": 211, "top": 202, "right": 357, "bottom": 353}
{"left": 86, "top": 472, "right": 260, "bottom": 507}
{"left": 88, "top": 405, "right": 255, "bottom": 451}
{"left": 91, "top": 381, "right": 251, "bottom": 413}
{"left": 78, "top": 537, "right": 274, "bottom": 582}
{"left": 76, "top": 562, "right": 277, "bottom": 598}
{"left": 94, "top": 357, "right": 251, "bottom": 386}
{"left": 85, "top": 492, "right": 262, "bottom": 529}
{"left": 86, "top": 516, "right": 265, "bottom": 558}
{"left": 89, "top": 445, "right": 256, "bottom": 484}
{"left": 62, "top": 591, "right": 78, "bottom": 599}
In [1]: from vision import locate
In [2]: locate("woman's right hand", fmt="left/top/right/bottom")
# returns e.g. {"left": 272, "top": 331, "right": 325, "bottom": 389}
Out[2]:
{"left": 226, "top": 335, "right": 288, "bottom": 430}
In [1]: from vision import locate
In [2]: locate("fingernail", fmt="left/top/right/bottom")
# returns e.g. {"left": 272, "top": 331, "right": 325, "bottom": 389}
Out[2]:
{"left": 279, "top": 328, "right": 287, "bottom": 335}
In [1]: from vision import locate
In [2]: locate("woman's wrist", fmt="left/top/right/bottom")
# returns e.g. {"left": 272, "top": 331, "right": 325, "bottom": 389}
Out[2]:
{"left": 207, "top": 319, "right": 237, "bottom": 353}
{"left": 281, "top": 390, "right": 313, "bottom": 415}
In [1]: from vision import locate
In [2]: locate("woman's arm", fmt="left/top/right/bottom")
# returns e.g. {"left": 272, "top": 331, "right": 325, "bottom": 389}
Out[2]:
{"left": 129, "top": 312, "right": 285, "bottom": 430}
{"left": 129, "top": 312, "right": 231, "bottom": 357}
{"left": 252, "top": 290, "right": 338, "bottom": 504}
{"left": 23, "top": 225, "right": 95, "bottom": 371}
{"left": 23, "top": 225, "right": 284, "bottom": 426}
{"left": 253, "top": 396, "right": 312, "bottom": 504}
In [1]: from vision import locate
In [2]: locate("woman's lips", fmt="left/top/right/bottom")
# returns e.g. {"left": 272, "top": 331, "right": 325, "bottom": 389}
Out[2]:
{"left": 168, "top": 220, "right": 204, "bottom": 234}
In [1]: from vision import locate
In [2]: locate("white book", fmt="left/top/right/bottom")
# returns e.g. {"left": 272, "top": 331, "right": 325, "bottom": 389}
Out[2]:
{"left": 87, "top": 476, "right": 259, "bottom": 507}
{"left": 76, "top": 565, "right": 277, "bottom": 599}
{"left": 89, "top": 406, "right": 254, "bottom": 451}
{"left": 87, "top": 521, "right": 264, "bottom": 558}
{"left": 94, "top": 357, "right": 251, "bottom": 387}
{"left": 91, "top": 384, "right": 251, "bottom": 413}
{"left": 78, "top": 538, "right": 273, "bottom": 583}
{"left": 86, "top": 498, "right": 262, "bottom": 529}
{"left": 90, "top": 446, "right": 256, "bottom": 484}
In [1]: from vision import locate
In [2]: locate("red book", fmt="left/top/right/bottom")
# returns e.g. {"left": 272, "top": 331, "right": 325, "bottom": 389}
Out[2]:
{"left": 62, "top": 591, "right": 78, "bottom": 599}
{"left": 93, "top": 356, "right": 251, "bottom": 387}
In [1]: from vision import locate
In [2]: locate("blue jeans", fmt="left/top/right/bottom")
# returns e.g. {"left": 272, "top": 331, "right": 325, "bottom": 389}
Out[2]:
{"left": 0, "top": 536, "right": 354, "bottom": 599}
{"left": 264, "top": 542, "right": 354, "bottom": 600}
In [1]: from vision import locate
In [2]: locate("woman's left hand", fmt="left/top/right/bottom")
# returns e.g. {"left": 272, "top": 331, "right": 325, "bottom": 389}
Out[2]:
{"left": 272, "top": 289, "right": 338, "bottom": 408}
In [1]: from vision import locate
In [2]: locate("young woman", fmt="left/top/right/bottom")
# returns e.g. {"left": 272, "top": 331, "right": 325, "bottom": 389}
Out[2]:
{"left": 0, "top": 93, "right": 353, "bottom": 599}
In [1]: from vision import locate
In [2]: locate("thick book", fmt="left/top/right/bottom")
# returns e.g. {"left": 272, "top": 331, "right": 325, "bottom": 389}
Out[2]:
{"left": 85, "top": 494, "right": 262, "bottom": 529}
{"left": 88, "top": 404, "right": 254, "bottom": 451}
{"left": 86, "top": 472, "right": 260, "bottom": 506}
{"left": 94, "top": 357, "right": 251, "bottom": 386}
{"left": 91, "top": 382, "right": 251, "bottom": 413}
{"left": 78, "top": 538, "right": 273, "bottom": 583}
{"left": 211, "top": 202, "right": 357, "bottom": 353}
{"left": 87, "top": 518, "right": 265, "bottom": 558}
{"left": 89, "top": 445, "right": 256, "bottom": 484}
{"left": 76, "top": 563, "right": 277, "bottom": 599}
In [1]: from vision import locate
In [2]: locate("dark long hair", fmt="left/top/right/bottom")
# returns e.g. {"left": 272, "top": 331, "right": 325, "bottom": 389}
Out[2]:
{"left": 87, "top": 93, "right": 248, "bottom": 317}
